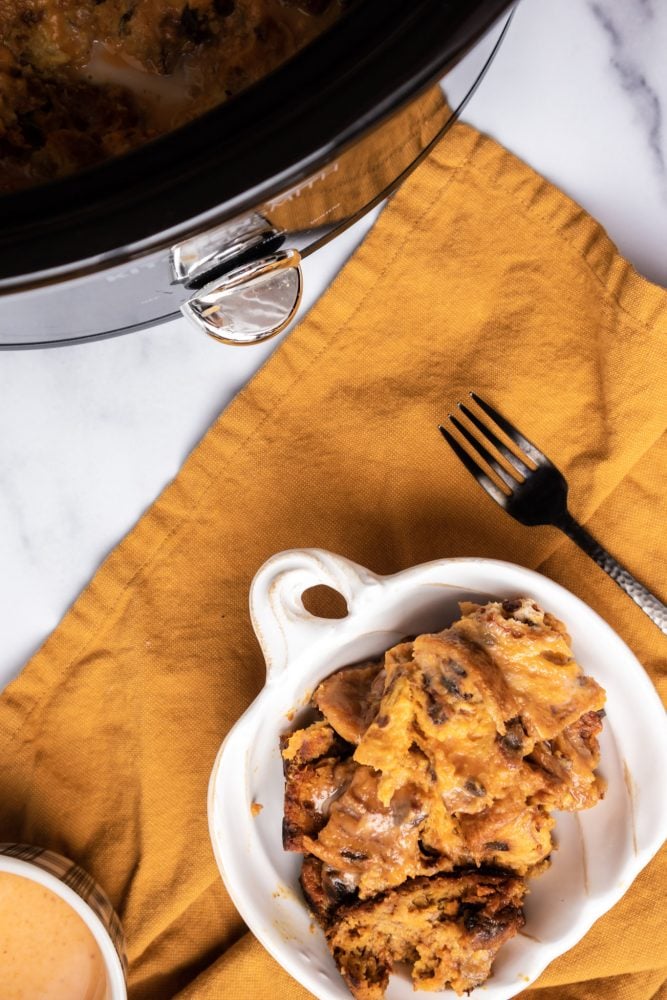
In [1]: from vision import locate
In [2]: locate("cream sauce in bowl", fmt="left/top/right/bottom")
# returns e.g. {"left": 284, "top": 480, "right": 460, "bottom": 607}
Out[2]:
{"left": 0, "top": 871, "right": 107, "bottom": 1000}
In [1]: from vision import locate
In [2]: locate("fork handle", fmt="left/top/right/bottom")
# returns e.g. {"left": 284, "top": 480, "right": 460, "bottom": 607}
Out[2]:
{"left": 556, "top": 513, "right": 667, "bottom": 635}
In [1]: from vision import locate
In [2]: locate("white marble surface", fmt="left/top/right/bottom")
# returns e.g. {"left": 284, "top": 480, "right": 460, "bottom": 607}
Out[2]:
{"left": 0, "top": 0, "right": 665, "bottom": 690}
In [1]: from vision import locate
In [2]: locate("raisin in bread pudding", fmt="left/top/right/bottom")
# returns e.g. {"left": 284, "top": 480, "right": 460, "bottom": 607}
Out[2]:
{"left": 281, "top": 597, "right": 606, "bottom": 999}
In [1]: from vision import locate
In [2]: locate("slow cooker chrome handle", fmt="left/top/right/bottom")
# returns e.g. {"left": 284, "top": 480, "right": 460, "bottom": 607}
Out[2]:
{"left": 171, "top": 213, "right": 302, "bottom": 344}
{"left": 171, "top": 212, "right": 283, "bottom": 285}
{"left": 179, "top": 249, "right": 302, "bottom": 345}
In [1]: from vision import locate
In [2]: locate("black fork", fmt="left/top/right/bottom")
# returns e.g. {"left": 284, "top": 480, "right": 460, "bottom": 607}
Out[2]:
{"left": 440, "top": 392, "right": 667, "bottom": 635}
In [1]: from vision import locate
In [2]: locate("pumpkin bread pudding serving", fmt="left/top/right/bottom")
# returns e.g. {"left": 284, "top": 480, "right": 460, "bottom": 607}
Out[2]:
{"left": 281, "top": 598, "right": 606, "bottom": 999}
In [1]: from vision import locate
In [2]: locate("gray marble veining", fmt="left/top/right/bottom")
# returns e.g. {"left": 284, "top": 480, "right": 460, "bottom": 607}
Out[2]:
{"left": 589, "top": 0, "right": 666, "bottom": 184}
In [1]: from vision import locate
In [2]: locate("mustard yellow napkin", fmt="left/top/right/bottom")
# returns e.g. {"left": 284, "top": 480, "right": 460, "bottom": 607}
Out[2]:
{"left": 0, "top": 107, "right": 666, "bottom": 1000}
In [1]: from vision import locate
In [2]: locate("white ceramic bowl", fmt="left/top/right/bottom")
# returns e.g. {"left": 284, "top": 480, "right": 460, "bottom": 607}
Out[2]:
{"left": 208, "top": 549, "right": 667, "bottom": 1000}
{"left": 0, "top": 843, "right": 127, "bottom": 999}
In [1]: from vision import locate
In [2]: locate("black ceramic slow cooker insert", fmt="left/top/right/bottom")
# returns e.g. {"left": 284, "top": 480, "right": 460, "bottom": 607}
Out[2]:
{"left": 0, "top": 0, "right": 514, "bottom": 347}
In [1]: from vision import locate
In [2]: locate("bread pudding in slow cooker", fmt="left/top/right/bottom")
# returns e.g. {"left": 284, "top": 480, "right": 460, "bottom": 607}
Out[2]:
{"left": 0, "top": 0, "right": 343, "bottom": 192}
{"left": 281, "top": 597, "right": 606, "bottom": 999}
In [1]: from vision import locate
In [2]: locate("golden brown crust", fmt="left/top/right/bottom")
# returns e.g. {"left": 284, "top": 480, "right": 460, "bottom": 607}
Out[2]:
{"left": 280, "top": 718, "right": 347, "bottom": 765}
{"left": 451, "top": 598, "right": 605, "bottom": 739}
{"left": 313, "top": 660, "right": 384, "bottom": 744}
{"left": 527, "top": 709, "right": 606, "bottom": 811}
{"left": 281, "top": 720, "right": 352, "bottom": 852}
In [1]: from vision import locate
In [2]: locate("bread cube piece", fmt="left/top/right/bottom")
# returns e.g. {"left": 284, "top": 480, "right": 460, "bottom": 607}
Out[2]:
{"left": 281, "top": 720, "right": 353, "bottom": 851}
{"left": 326, "top": 869, "right": 526, "bottom": 999}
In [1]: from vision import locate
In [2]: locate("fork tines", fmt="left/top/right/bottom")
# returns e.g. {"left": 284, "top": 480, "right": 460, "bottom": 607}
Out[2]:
{"left": 438, "top": 394, "right": 667, "bottom": 634}
{"left": 438, "top": 393, "right": 541, "bottom": 505}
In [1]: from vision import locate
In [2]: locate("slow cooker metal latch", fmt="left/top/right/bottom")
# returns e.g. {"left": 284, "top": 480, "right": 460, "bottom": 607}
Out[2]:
{"left": 171, "top": 214, "right": 303, "bottom": 345}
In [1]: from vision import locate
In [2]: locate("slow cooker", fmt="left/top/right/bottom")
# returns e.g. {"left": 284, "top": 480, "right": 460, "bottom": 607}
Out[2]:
{"left": 0, "top": 0, "right": 514, "bottom": 348}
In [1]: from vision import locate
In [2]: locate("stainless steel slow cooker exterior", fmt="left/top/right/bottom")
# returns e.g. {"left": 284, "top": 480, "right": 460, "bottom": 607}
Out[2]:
{"left": 0, "top": 0, "right": 514, "bottom": 347}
